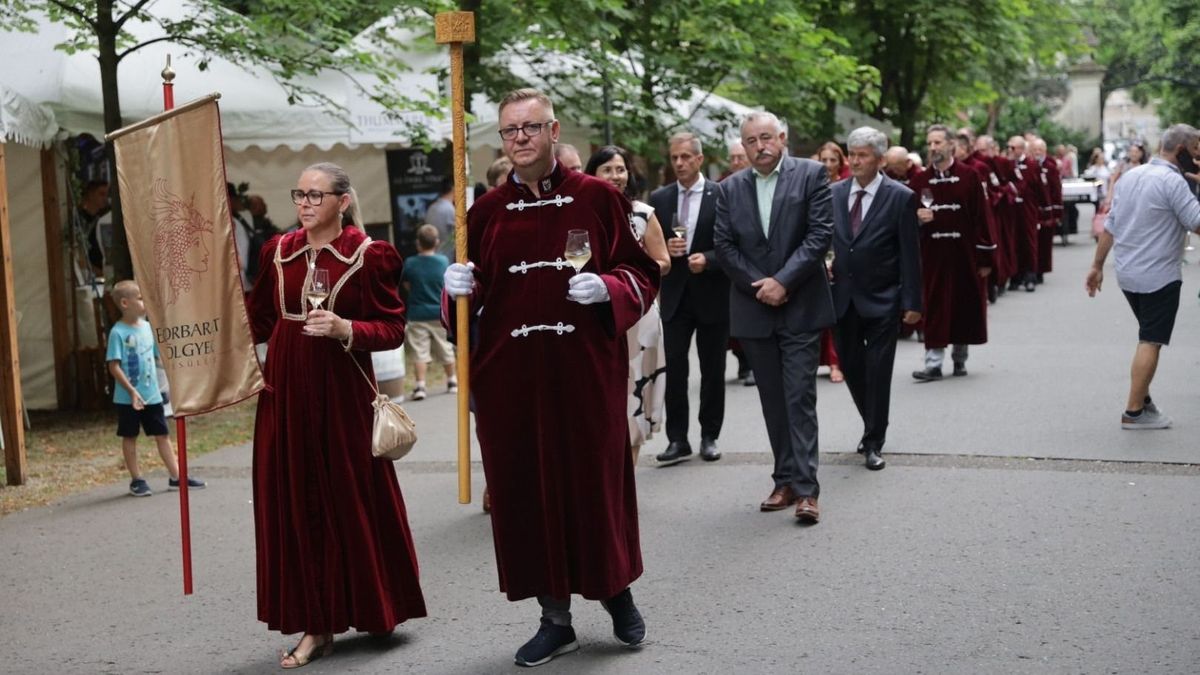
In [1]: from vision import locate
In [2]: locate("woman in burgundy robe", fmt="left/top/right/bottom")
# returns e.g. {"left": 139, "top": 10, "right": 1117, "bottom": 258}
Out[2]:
{"left": 248, "top": 162, "right": 426, "bottom": 668}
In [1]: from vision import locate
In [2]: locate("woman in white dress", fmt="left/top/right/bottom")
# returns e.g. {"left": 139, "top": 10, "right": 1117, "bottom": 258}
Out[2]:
{"left": 584, "top": 146, "right": 671, "bottom": 464}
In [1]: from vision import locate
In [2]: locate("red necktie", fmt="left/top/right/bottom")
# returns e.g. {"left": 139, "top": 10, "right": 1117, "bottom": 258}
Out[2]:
{"left": 850, "top": 189, "right": 865, "bottom": 236}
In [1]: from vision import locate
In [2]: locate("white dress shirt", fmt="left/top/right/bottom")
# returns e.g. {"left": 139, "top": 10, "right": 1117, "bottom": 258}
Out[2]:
{"left": 676, "top": 175, "right": 706, "bottom": 250}
{"left": 848, "top": 171, "right": 884, "bottom": 223}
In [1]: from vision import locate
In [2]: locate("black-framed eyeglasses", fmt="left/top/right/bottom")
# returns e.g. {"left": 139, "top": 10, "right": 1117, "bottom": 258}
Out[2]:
{"left": 498, "top": 120, "right": 555, "bottom": 141}
{"left": 290, "top": 189, "right": 344, "bottom": 206}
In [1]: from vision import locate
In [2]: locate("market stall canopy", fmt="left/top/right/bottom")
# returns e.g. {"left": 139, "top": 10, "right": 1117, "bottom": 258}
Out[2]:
{"left": 0, "top": 1, "right": 448, "bottom": 150}
{"left": 0, "top": 85, "right": 58, "bottom": 148}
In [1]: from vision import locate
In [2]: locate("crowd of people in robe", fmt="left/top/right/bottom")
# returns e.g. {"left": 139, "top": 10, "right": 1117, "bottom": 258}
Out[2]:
{"left": 244, "top": 86, "right": 1103, "bottom": 670}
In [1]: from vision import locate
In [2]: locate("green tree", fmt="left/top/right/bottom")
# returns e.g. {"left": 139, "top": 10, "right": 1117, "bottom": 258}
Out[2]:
{"left": 0, "top": 0, "right": 448, "bottom": 281}
{"left": 467, "top": 0, "right": 874, "bottom": 179}
{"left": 819, "top": 0, "right": 1085, "bottom": 147}
{"left": 1087, "top": 0, "right": 1200, "bottom": 128}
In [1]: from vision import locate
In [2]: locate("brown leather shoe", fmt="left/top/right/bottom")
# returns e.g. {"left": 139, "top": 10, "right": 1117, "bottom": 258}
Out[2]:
{"left": 794, "top": 497, "right": 820, "bottom": 524}
{"left": 482, "top": 487, "right": 491, "bottom": 514}
{"left": 760, "top": 486, "right": 797, "bottom": 511}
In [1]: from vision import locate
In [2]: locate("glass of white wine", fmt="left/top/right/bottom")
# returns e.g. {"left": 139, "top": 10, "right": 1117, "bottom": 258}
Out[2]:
{"left": 920, "top": 188, "right": 934, "bottom": 209}
{"left": 565, "top": 229, "right": 591, "bottom": 274}
{"left": 306, "top": 268, "right": 329, "bottom": 316}
{"left": 671, "top": 214, "right": 687, "bottom": 256}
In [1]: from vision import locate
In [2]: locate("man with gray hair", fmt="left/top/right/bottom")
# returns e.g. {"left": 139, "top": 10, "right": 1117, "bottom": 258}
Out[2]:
{"left": 1086, "top": 123, "right": 1200, "bottom": 430}
{"left": 830, "top": 127, "right": 923, "bottom": 470}
{"left": 715, "top": 111, "right": 835, "bottom": 522}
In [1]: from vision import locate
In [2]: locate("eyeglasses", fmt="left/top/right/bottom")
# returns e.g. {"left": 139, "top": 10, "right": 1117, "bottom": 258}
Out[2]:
{"left": 498, "top": 121, "right": 555, "bottom": 141}
{"left": 1007, "top": 145, "right": 1020, "bottom": 150}
{"left": 290, "top": 189, "right": 344, "bottom": 206}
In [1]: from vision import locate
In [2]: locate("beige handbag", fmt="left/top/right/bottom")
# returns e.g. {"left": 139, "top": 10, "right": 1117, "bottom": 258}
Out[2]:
{"left": 350, "top": 352, "right": 417, "bottom": 461}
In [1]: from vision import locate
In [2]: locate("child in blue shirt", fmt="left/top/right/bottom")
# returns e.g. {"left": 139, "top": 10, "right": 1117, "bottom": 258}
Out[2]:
{"left": 106, "top": 280, "right": 205, "bottom": 497}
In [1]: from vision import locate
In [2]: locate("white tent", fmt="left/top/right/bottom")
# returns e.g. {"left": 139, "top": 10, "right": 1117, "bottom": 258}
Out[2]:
{"left": 0, "top": 2, "right": 449, "bottom": 409}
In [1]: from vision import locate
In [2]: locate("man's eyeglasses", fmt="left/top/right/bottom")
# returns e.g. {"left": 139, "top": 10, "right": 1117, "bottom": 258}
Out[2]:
{"left": 1007, "top": 145, "right": 1020, "bottom": 150}
{"left": 498, "top": 121, "right": 555, "bottom": 141}
{"left": 290, "top": 189, "right": 344, "bottom": 206}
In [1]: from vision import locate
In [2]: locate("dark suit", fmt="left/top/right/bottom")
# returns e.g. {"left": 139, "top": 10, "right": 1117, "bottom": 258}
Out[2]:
{"left": 830, "top": 173, "right": 922, "bottom": 454}
{"left": 714, "top": 156, "right": 834, "bottom": 497}
{"left": 649, "top": 179, "right": 729, "bottom": 443}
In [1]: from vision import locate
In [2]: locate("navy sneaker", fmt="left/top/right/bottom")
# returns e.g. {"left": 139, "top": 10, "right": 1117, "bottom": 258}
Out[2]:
{"left": 129, "top": 478, "right": 152, "bottom": 497}
{"left": 168, "top": 476, "right": 207, "bottom": 490}
{"left": 514, "top": 619, "right": 578, "bottom": 667}
{"left": 601, "top": 588, "right": 646, "bottom": 647}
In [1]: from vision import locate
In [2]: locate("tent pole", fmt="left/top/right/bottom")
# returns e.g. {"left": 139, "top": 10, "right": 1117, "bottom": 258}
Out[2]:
{"left": 41, "top": 148, "right": 71, "bottom": 410}
{"left": 0, "top": 143, "right": 29, "bottom": 485}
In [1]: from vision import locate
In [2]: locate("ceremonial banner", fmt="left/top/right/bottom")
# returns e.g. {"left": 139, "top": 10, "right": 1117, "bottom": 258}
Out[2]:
{"left": 110, "top": 95, "right": 263, "bottom": 415}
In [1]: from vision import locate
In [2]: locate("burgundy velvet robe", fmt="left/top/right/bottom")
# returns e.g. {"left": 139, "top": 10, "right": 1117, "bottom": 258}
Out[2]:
{"left": 1011, "top": 156, "right": 1048, "bottom": 276}
{"left": 248, "top": 226, "right": 426, "bottom": 634}
{"left": 962, "top": 154, "right": 1009, "bottom": 283}
{"left": 1038, "top": 157, "right": 1063, "bottom": 273}
{"left": 451, "top": 165, "right": 659, "bottom": 602}
{"left": 909, "top": 160, "right": 993, "bottom": 348}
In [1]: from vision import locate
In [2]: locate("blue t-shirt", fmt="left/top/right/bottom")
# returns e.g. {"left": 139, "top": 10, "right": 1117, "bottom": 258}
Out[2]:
{"left": 402, "top": 253, "right": 449, "bottom": 322}
{"left": 107, "top": 320, "right": 163, "bottom": 405}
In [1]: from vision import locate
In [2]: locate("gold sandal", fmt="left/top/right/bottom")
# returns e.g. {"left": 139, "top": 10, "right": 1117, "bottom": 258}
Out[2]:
{"left": 280, "top": 633, "right": 333, "bottom": 669}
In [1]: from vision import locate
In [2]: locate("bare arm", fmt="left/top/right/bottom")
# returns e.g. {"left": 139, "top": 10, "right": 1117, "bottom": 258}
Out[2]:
{"left": 1085, "top": 229, "right": 1113, "bottom": 297}
{"left": 642, "top": 212, "right": 672, "bottom": 275}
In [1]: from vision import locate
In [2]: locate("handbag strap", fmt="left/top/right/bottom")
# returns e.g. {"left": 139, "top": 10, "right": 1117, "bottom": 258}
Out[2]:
{"left": 348, "top": 351, "right": 382, "bottom": 398}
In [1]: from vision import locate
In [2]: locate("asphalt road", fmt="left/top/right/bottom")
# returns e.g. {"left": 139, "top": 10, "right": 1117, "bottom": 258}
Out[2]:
{"left": 2, "top": 236, "right": 1199, "bottom": 674}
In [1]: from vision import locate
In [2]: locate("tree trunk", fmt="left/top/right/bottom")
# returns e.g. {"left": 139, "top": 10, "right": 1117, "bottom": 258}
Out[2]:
{"left": 96, "top": 0, "right": 131, "bottom": 281}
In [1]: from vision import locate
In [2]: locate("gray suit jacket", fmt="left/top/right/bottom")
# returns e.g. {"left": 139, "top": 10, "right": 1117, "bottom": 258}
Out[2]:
{"left": 829, "top": 174, "right": 923, "bottom": 319}
{"left": 714, "top": 156, "right": 835, "bottom": 338}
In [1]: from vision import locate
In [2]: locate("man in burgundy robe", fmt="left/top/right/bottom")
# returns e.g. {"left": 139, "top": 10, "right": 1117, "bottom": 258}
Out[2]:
{"left": 443, "top": 89, "right": 659, "bottom": 667}
{"left": 1033, "top": 138, "right": 1063, "bottom": 280}
{"left": 1006, "top": 136, "right": 1048, "bottom": 292}
{"left": 884, "top": 145, "right": 922, "bottom": 186}
{"left": 973, "top": 136, "right": 1018, "bottom": 296}
{"left": 910, "top": 125, "right": 994, "bottom": 381}
{"left": 956, "top": 133, "right": 1006, "bottom": 303}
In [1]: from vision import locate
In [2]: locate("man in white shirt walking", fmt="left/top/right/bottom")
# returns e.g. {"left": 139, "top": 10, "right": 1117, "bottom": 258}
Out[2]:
{"left": 1086, "top": 123, "right": 1200, "bottom": 429}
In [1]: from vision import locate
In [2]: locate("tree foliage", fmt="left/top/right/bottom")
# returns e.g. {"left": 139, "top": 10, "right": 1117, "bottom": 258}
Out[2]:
{"left": 1086, "top": 0, "right": 1200, "bottom": 127}
{"left": 466, "top": 0, "right": 875, "bottom": 172}
{"left": 818, "top": 0, "right": 1086, "bottom": 147}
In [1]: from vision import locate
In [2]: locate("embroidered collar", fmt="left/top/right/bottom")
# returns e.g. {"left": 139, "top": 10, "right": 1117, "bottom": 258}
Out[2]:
{"left": 512, "top": 160, "right": 566, "bottom": 196}
{"left": 276, "top": 226, "right": 368, "bottom": 264}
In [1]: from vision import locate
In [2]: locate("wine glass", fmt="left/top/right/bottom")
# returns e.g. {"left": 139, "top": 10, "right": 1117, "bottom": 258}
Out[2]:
{"left": 306, "top": 268, "right": 329, "bottom": 314}
{"left": 920, "top": 188, "right": 934, "bottom": 209}
{"left": 564, "top": 229, "right": 591, "bottom": 274}
{"left": 671, "top": 214, "right": 688, "bottom": 256}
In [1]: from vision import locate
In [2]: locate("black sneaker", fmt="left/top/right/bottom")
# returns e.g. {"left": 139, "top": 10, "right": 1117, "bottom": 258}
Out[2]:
{"left": 168, "top": 476, "right": 207, "bottom": 490}
{"left": 129, "top": 478, "right": 152, "bottom": 497}
{"left": 601, "top": 588, "right": 646, "bottom": 647}
{"left": 514, "top": 619, "right": 578, "bottom": 667}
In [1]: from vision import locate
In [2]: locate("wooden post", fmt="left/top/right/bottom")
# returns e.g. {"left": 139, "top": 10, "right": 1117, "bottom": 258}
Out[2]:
{"left": 41, "top": 148, "right": 71, "bottom": 410}
{"left": 0, "top": 143, "right": 28, "bottom": 485}
{"left": 435, "top": 11, "right": 476, "bottom": 505}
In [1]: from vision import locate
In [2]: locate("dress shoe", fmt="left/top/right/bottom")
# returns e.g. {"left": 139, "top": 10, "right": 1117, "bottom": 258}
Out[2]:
{"left": 655, "top": 441, "right": 692, "bottom": 465}
{"left": 864, "top": 449, "right": 886, "bottom": 470}
{"left": 912, "top": 367, "right": 943, "bottom": 382}
{"left": 482, "top": 487, "right": 491, "bottom": 513}
{"left": 794, "top": 497, "right": 820, "bottom": 524}
{"left": 699, "top": 437, "right": 721, "bottom": 462}
{"left": 743, "top": 371, "right": 756, "bottom": 387}
{"left": 760, "top": 486, "right": 797, "bottom": 511}
{"left": 952, "top": 362, "right": 967, "bottom": 377}
{"left": 987, "top": 284, "right": 998, "bottom": 304}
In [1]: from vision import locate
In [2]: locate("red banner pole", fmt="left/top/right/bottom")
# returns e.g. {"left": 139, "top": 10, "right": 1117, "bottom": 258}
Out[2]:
{"left": 162, "top": 55, "right": 192, "bottom": 596}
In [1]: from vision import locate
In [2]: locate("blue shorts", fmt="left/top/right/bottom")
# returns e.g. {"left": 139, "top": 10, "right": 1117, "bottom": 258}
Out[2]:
{"left": 116, "top": 403, "right": 169, "bottom": 438}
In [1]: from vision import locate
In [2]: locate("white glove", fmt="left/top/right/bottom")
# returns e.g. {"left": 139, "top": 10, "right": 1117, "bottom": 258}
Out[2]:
{"left": 444, "top": 262, "right": 475, "bottom": 298}
{"left": 567, "top": 273, "right": 610, "bottom": 304}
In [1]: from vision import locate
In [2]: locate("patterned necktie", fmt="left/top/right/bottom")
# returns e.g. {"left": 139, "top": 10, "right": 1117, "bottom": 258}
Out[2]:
{"left": 850, "top": 189, "right": 865, "bottom": 236}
